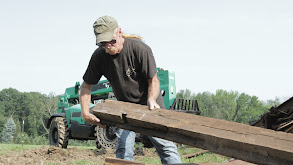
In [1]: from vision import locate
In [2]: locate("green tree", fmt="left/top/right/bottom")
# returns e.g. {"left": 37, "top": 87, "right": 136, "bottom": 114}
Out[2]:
{"left": 194, "top": 91, "right": 213, "bottom": 117}
{"left": 1, "top": 117, "right": 16, "bottom": 143}
{"left": 176, "top": 89, "right": 194, "bottom": 99}
{"left": 210, "top": 90, "right": 238, "bottom": 120}
{"left": 41, "top": 92, "right": 58, "bottom": 136}
{"left": 0, "top": 88, "right": 21, "bottom": 117}
{"left": 178, "top": 89, "right": 270, "bottom": 124}
{"left": 0, "top": 88, "right": 59, "bottom": 138}
{"left": 0, "top": 106, "right": 6, "bottom": 136}
{"left": 232, "top": 94, "right": 268, "bottom": 124}
{"left": 264, "top": 97, "right": 281, "bottom": 109}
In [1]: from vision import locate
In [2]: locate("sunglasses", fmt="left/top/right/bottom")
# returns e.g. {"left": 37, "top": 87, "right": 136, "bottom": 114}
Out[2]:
{"left": 97, "top": 39, "right": 117, "bottom": 47}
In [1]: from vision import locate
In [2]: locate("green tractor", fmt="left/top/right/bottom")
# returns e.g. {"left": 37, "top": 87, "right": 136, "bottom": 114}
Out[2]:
{"left": 47, "top": 68, "right": 200, "bottom": 149}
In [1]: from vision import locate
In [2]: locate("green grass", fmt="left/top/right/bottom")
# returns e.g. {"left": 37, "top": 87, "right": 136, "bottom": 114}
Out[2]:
{"left": 68, "top": 145, "right": 96, "bottom": 150}
{"left": 139, "top": 157, "right": 162, "bottom": 164}
{"left": 180, "top": 147, "right": 229, "bottom": 163}
{"left": 179, "top": 147, "right": 201, "bottom": 155}
{"left": 137, "top": 145, "right": 230, "bottom": 164}
{"left": 73, "top": 160, "right": 97, "bottom": 165}
{"left": 0, "top": 143, "right": 96, "bottom": 156}
{"left": 0, "top": 143, "right": 229, "bottom": 164}
{"left": 0, "top": 143, "right": 47, "bottom": 155}
{"left": 182, "top": 153, "right": 229, "bottom": 163}
{"left": 45, "top": 160, "right": 99, "bottom": 165}
{"left": 0, "top": 144, "right": 99, "bottom": 165}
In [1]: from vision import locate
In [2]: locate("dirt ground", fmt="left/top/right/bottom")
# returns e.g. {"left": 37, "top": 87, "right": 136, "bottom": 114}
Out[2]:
{"left": 0, "top": 146, "right": 156, "bottom": 165}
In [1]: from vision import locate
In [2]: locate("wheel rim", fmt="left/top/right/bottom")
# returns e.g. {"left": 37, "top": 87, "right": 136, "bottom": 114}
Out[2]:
{"left": 52, "top": 127, "right": 58, "bottom": 144}
{"left": 96, "top": 126, "right": 117, "bottom": 149}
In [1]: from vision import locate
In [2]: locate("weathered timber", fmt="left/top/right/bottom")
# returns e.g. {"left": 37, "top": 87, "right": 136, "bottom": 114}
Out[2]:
{"left": 182, "top": 150, "right": 209, "bottom": 159}
{"left": 201, "top": 160, "right": 255, "bottom": 165}
{"left": 105, "top": 157, "right": 145, "bottom": 165}
{"left": 93, "top": 100, "right": 293, "bottom": 165}
{"left": 104, "top": 157, "right": 254, "bottom": 165}
{"left": 277, "top": 96, "right": 293, "bottom": 112}
{"left": 251, "top": 96, "right": 293, "bottom": 132}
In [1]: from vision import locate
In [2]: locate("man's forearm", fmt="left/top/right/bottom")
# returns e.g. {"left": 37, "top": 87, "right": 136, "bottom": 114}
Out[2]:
{"left": 80, "top": 82, "right": 92, "bottom": 116}
{"left": 79, "top": 82, "right": 103, "bottom": 127}
{"left": 148, "top": 74, "right": 160, "bottom": 102}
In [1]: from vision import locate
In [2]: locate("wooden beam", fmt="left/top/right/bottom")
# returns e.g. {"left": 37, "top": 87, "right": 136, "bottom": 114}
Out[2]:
{"left": 93, "top": 100, "right": 293, "bottom": 165}
{"left": 105, "top": 157, "right": 145, "bottom": 165}
{"left": 104, "top": 157, "right": 254, "bottom": 165}
{"left": 277, "top": 97, "right": 293, "bottom": 112}
{"left": 199, "top": 160, "right": 255, "bottom": 165}
{"left": 182, "top": 150, "right": 209, "bottom": 159}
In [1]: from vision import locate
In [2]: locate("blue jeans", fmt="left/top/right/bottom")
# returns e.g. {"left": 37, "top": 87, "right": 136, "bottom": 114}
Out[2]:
{"left": 115, "top": 128, "right": 182, "bottom": 164}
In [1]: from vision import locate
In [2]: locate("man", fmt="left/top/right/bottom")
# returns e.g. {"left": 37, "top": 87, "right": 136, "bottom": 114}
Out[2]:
{"left": 80, "top": 15, "right": 182, "bottom": 164}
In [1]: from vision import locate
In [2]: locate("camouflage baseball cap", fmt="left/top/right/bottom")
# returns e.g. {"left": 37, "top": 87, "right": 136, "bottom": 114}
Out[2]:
{"left": 93, "top": 16, "right": 118, "bottom": 45}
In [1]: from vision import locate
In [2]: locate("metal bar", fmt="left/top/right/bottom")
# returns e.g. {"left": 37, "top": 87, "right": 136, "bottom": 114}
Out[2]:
{"left": 178, "top": 99, "right": 182, "bottom": 110}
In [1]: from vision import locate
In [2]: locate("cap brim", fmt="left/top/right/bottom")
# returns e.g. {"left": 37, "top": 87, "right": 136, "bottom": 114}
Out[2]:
{"left": 96, "top": 30, "right": 114, "bottom": 45}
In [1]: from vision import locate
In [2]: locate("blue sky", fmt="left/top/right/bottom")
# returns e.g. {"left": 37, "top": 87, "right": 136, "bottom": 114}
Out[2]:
{"left": 0, "top": 0, "right": 292, "bottom": 101}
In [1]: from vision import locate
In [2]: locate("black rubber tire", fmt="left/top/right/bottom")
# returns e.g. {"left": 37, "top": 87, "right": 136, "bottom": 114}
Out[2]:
{"left": 49, "top": 117, "right": 69, "bottom": 148}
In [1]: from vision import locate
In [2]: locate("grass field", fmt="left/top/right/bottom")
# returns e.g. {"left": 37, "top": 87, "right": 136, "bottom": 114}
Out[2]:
{"left": 137, "top": 146, "right": 229, "bottom": 164}
{"left": 0, "top": 143, "right": 229, "bottom": 164}
{"left": 0, "top": 144, "right": 97, "bottom": 155}
{"left": 0, "top": 143, "right": 46, "bottom": 155}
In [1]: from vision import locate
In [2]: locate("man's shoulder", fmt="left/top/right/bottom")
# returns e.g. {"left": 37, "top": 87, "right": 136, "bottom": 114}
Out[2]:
{"left": 125, "top": 37, "right": 142, "bottom": 43}
{"left": 125, "top": 38, "right": 151, "bottom": 51}
{"left": 92, "top": 47, "right": 107, "bottom": 58}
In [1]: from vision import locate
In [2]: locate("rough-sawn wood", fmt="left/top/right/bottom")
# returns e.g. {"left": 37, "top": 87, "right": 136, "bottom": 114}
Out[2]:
{"left": 93, "top": 100, "right": 293, "bottom": 165}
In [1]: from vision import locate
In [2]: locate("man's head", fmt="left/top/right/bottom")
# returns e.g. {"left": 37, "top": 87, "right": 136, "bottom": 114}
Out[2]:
{"left": 93, "top": 15, "right": 118, "bottom": 44}
{"left": 93, "top": 16, "right": 124, "bottom": 55}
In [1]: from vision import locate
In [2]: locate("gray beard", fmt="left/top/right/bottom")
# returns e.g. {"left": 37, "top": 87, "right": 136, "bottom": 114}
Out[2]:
{"left": 105, "top": 47, "right": 117, "bottom": 55}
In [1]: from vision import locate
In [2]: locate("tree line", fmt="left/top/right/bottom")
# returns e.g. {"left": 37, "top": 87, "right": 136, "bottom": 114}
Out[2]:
{"left": 177, "top": 89, "right": 281, "bottom": 124}
{"left": 0, "top": 88, "right": 282, "bottom": 144}
{"left": 0, "top": 88, "right": 58, "bottom": 144}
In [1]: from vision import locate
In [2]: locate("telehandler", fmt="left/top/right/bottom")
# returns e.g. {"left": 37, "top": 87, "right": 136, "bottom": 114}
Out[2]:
{"left": 47, "top": 68, "right": 200, "bottom": 149}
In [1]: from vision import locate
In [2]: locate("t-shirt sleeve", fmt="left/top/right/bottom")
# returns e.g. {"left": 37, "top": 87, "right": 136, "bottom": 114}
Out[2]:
{"left": 138, "top": 44, "right": 157, "bottom": 79}
{"left": 82, "top": 52, "right": 102, "bottom": 84}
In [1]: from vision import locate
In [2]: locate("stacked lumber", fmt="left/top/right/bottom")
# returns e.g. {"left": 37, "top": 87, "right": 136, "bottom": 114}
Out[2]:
{"left": 251, "top": 97, "right": 293, "bottom": 133}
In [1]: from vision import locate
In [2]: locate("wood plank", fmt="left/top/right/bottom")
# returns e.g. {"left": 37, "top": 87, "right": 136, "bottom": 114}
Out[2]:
{"left": 182, "top": 150, "right": 209, "bottom": 159}
{"left": 93, "top": 100, "right": 293, "bottom": 165}
{"left": 104, "top": 157, "right": 198, "bottom": 165}
{"left": 105, "top": 157, "right": 145, "bottom": 165}
{"left": 200, "top": 160, "right": 255, "bottom": 165}
{"left": 104, "top": 157, "right": 254, "bottom": 165}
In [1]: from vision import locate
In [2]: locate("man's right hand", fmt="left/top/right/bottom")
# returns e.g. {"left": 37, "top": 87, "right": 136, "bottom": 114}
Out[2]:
{"left": 83, "top": 112, "right": 104, "bottom": 128}
{"left": 80, "top": 81, "right": 104, "bottom": 128}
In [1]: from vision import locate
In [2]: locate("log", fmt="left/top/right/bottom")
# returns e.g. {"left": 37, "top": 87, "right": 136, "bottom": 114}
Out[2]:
{"left": 93, "top": 100, "right": 293, "bottom": 165}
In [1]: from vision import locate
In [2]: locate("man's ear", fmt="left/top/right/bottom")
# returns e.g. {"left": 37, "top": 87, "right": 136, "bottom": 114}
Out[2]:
{"left": 118, "top": 27, "right": 122, "bottom": 36}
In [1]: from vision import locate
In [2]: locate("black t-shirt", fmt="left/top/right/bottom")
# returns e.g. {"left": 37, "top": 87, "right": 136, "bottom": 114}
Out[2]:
{"left": 83, "top": 38, "right": 165, "bottom": 108}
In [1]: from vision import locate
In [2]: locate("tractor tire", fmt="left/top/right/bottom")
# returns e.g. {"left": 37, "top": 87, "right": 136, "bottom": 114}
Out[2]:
{"left": 95, "top": 126, "right": 117, "bottom": 149}
{"left": 49, "top": 117, "right": 69, "bottom": 148}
